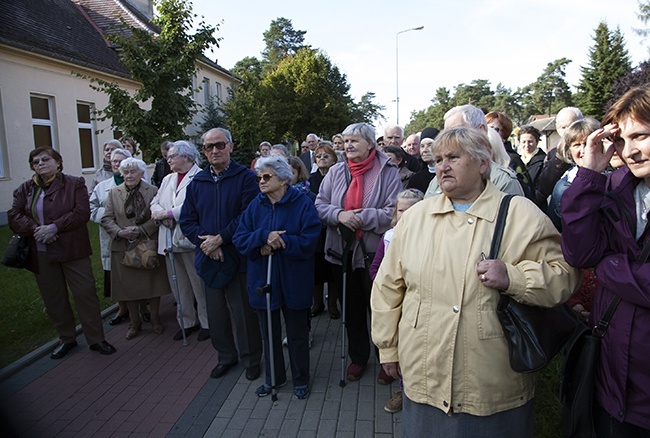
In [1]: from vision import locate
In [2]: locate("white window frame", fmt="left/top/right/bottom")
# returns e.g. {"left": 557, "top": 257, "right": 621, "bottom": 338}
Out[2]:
{"left": 30, "top": 94, "right": 57, "bottom": 150}
{"left": 203, "top": 77, "right": 211, "bottom": 104}
{"left": 77, "top": 101, "right": 98, "bottom": 171}
{"left": 215, "top": 81, "right": 222, "bottom": 102}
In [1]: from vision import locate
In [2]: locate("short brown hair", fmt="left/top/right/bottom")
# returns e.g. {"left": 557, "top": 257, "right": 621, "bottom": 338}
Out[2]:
{"left": 485, "top": 111, "right": 514, "bottom": 140}
{"left": 602, "top": 85, "right": 650, "bottom": 127}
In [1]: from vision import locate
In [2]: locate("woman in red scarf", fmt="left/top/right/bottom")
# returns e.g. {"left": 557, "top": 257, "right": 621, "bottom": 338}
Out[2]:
{"left": 315, "top": 123, "right": 402, "bottom": 382}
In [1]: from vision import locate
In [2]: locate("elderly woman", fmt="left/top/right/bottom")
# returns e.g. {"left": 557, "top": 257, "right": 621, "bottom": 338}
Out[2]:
{"left": 371, "top": 127, "right": 580, "bottom": 437}
{"left": 233, "top": 155, "right": 321, "bottom": 400}
{"left": 101, "top": 157, "right": 170, "bottom": 340}
{"left": 90, "top": 139, "right": 122, "bottom": 192}
{"left": 315, "top": 122, "right": 402, "bottom": 383}
{"left": 309, "top": 143, "right": 340, "bottom": 318}
{"left": 120, "top": 137, "right": 150, "bottom": 182}
{"left": 89, "top": 148, "right": 132, "bottom": 324}
{"left": 150, "top": 140, "right": 210, "bottom": 342}
{"left": 8, "top": 147, "right": 116, "bottom": 359}
{"left": 561, "top": 86, "right": 650, "bottom": 436}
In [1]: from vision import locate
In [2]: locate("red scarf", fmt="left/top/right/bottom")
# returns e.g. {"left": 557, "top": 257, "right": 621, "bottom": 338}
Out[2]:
{"left": 345, "top": 148, "right": 376, "bottom": 239}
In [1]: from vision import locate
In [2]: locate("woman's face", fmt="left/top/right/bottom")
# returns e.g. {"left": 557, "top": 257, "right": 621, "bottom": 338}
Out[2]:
{"left": 569, "top": 138, "right": 587, "bottom": 167}
{"left": 315, "top": 149, "right": 335, "bottom": 170}
{"left": 344, "top": 134, "right": 372, "bottom": 163}
{"left": 103, "top": 143, "right": 118, "bottom": 162}
{"left": 488, "top": 119, "right": 506, "bottom": 141}
{"left": 111, "top": 152, "right": 128, "bottom": 173}
{"left": 615, "top": 116, "right": 650, "bottom": 183}
{"left": 519, "top": 133, "right": 538, "bottom": 154}
{"left": 257, "top": 167, "right": 284, "bottom": 195}
{"left": 395, "top": 199, "right": 417, "bottom": 224}
{"left": 333, "top": 137, "right": 344, "bottom": 151}
{"left": 291, "top": 167, "right": 299, "bottom": 185}
{"left": 122, "top": 167, "right": 144, "bottom": 188}
{"left": 32, "top": 152, "right": 59, "bottom": 180}
{"left": 434, "top": 146, "right": 488, "bottom": 203}
{"left": 167, "top": 146, "right": 192, "bottom": 173}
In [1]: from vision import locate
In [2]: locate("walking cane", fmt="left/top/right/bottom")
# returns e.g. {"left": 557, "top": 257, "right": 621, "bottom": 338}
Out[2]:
{"left": 166, "top": 227, "right": 188, "bottom": 347}
{"left": 327, "top": 224, "right": 355, "bottom": 387}
{"left": 257, "top": 254, "right": 277, "bottom": 401}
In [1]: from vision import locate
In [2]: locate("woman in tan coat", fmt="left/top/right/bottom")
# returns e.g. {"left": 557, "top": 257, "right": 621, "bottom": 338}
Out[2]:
{"left": 102, "top": 157, "right": 170, "bottom": 340}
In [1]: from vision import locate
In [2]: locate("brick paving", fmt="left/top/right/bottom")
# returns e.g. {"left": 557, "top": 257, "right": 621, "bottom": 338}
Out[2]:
{"left": 0, "top": 294, "right": 402, "bottom": 437}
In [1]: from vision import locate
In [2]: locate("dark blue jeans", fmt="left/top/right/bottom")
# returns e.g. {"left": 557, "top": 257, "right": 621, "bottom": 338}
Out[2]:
{"left": 256, "top": 306, "right": 310, "bottom": 388}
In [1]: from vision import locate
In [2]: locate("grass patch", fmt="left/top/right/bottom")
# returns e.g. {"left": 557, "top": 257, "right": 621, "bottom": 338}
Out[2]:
{"left": 0, "top": 222, "right": 113, "bottom": 368}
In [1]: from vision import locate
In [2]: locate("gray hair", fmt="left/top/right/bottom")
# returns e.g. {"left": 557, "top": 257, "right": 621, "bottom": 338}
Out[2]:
{"left": 202, "top": 127, "right": 232, "bottom": 144}
{"left": 384, "top": 124, "right": 404, "bottom": 137}
{"left": 118, "top": 157, "right": 147, "bottom": 174}
{"left": 255, "top": 155, "right": 293, "bottom": 184}
{"left": 432, "top": 127, "right": 492, "bottom": 181}
{"left": 171, "top": 140, "right": 201, "bottom": 165}
{"left": 444, "top": 105, "right": 487, "bottom": 130}
{"left": 110, "top": 148, "right": 132, "bottom": 161}
{"left": 556, "top": 107, "right": 584, "bottom": 122}
{"left": 270, "top": 144, "right": 290, "bottom": 157}
{"left": 104, "top": 139, "right": 122, "bottom": 149}
{"left": 259, "top": 141, "right": 272, "bottom": 150}
{"left": 343, "top": 123, "right": 377, "bottom": 149}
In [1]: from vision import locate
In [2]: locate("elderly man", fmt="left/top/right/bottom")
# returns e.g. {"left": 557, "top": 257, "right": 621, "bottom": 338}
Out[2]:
{"left": 407, "top": 128, "right": 439, "bottom": 192}
{"left": 424, "top": 105, "right": 524, "bottom": 198}
{"left": 180, "top": 127, "right": 263, "bottom": 381}
{"left": 300, "top": 133, "right": 320, "bottom": 172}
{"left": 385, "top": 125, "right": 421, "bottom": 172}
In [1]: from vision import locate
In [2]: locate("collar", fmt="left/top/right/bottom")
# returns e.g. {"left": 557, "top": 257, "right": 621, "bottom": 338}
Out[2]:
{"left": 426, "top": 181, "right": 502, "bottom": 223}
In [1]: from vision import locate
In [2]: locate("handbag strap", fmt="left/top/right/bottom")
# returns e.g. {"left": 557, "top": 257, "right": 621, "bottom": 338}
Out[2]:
{"left": 488, "top": 194, "right": 515, "bottom": 260}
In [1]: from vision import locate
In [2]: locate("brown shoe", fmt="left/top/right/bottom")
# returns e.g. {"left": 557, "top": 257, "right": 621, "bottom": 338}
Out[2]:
{"left": 346, "top": 363, "right": 366, "bottom": 381}
{"left": 153, "top": 321, "right": 164, "bottom": 334}
{"left": 125, "top": 324, "right": 141, "bottom": 340}
{"left": 384, "top": 390, "right": 403, "bottom": 413}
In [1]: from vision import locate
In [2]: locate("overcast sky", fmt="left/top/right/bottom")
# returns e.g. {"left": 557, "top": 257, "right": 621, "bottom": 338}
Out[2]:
{"left": 193, "top": 0, "right": 649, "bottom": 130}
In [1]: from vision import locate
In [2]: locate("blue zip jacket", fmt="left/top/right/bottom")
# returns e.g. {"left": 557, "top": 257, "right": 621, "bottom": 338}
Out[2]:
{"left": 233, "top": 186, "right": 321, "bottom": 311}
{"left": 180, "top": 159, "right": 259, "bottom": 283}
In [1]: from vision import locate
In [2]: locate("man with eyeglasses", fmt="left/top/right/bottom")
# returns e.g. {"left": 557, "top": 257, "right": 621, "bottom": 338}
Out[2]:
{"left": 299, "top": 133, "right": 320, "bottom": 172}
{"left": 180, "top": 127, "right": 263, "bottom": 381}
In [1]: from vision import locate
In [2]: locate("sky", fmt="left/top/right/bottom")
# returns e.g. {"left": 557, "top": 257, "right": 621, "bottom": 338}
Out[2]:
{"left": 192, "top": 0, "right": 649, "bottom": 132}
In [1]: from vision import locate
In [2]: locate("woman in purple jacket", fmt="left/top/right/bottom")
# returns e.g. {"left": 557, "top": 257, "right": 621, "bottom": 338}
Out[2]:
{"left": 561, "top": 86, "right": 650, "bottom": 436}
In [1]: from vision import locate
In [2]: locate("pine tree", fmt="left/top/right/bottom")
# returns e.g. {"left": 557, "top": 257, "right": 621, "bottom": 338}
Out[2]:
{"left": 576, "top": 22, "right": 631, "bottom": 119}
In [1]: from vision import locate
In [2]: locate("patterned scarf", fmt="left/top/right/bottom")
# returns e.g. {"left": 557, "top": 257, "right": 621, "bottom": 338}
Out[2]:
{"left": 345, "top": 148, "right": 377, "bottom": 239}
{"left": 124, "top": 182, "right": 148, "bottom": 225}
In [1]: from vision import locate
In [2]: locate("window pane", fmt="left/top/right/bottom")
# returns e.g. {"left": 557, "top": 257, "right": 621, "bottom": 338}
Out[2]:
{"left": 31, "top": 96, "right": 50, "bottom": 119}
{"left": 79, "top": 128, "right": 94, "bottom": 168}
{"left": 77, "top": 103, "right": 91, "bottom": 123}
{"left": 33, "top": 125, "right": 52, "bottom": 147}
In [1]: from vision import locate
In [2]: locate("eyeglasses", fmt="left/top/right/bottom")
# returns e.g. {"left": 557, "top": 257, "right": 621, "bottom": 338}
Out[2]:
{"left": 31, "top": 157, "right": 53, "bottom": 165}
{"left": 315, "top": 153, "right": 331, "bottom": 159}
{"left": 166, "top": 153, "right": 179, "bottom": 160}
{"left": 256, "top": 173, "right": 276, "bottom": 183}
{"left": 203, "top": 141, "right": 228, "bottom": 151}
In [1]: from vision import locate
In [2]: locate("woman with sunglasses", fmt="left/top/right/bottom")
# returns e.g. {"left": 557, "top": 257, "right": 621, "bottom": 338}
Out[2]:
{"left": 233, "top": 155, "right": 321, "bottom": 400}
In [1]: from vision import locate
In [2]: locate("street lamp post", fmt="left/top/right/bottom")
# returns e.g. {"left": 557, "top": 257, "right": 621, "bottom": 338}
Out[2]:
{"left": 396, "top": 26, "right": 424, "bottom": 125}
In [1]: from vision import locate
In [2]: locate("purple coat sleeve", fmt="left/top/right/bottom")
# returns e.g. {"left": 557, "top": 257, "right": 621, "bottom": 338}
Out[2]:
{"left": 370, "top": 237, "right": 385, "bottom": 281}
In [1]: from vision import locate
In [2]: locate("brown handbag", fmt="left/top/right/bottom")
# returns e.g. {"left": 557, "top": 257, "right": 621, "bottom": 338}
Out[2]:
{"left": 122, "top": 239, "right": 159, "bottom": 269}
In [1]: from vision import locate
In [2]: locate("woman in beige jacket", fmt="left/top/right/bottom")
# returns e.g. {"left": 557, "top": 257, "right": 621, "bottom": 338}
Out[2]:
{"left": 371, "top": 127, "right": 580, "bottom": 437}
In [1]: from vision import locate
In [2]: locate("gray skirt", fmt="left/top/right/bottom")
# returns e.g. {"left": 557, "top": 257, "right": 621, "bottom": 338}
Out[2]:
{"left": 402, "top": 394, "right": 534, "bottom": 438}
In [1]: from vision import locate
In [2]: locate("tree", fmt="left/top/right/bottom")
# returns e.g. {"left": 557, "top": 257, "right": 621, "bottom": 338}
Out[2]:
{"left": 527, "top": 58, "right": 574, "bottom": 117}
{"left": 608, "top": 60, "right": 650, "bottom": 106}
{"left": 86, "top": 0, "right": 217, "bottom": 161}
{"left": 406, "top": 87, "right": 450, "bottom": 133}
{"left": 350, "top": 92, "right": 386, "bottom": 125}
{"left": 634, "top": 0, "right": 650, "bottom": 40}
{"left": 576, "top": 22, "right": 631, "bottom": 119}
{"left": 449, "top": 79, "right": 495, "bottom": 111}
{"left": 262, "top": 18, "right": 308, "bottom": 70}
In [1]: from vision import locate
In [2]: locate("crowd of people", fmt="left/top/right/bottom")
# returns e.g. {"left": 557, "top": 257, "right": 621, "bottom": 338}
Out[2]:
{"left": 7, "top": 86, "right": 650, "bottom": 437}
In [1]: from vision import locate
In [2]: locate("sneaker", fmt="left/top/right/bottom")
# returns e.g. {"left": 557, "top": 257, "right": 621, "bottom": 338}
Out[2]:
{"left": 255, "top": 380, "right": 287, "bottom": 397}
{"left": 282, "top": 337, "right": 288, "bottom": 347}
{"left": 384, "top": 390, "right": 403, "bottom": 413}
{"left": 294, "top": 385, "right": 310, "bottom": 399}
{"left": 377, "top": 367, "right": 395, "bottom": 385}
{"left": 346, "top": 363, "right": 366, "bottom": 381}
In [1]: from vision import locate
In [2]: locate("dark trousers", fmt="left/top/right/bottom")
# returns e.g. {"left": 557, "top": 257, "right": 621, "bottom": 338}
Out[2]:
{"left": 256, "top": 307, "right": 310, "bottom": 388}
{"left": 204, "top": 273, "right": 262, "bottom": 367}
{"left": 595, "top": 403, "right": 650, "bottom": 438}
{"left": 331, "top": 258, "right": 373, "bottom": 366}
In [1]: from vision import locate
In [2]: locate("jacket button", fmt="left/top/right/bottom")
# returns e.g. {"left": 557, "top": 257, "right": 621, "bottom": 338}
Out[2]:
{"left": 467, "top": 218, "right": 475, "bottom": 224}
{"left": 452, "top": 306, "right": 459, "bottom": 313}
{"left": 443, "top": 400, "right": 448, "bottom": 407}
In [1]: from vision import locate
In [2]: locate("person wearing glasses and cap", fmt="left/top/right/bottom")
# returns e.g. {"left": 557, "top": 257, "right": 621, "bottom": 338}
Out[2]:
{"left": 179, "top": 127, "right": 263, "bottom": 381}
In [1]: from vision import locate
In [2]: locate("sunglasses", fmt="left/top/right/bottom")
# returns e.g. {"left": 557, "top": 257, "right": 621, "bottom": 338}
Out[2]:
{"left": 203, "top": 141, "right": 228, "bottom": 151}
{"left": 315, "top": 153, "right": 331, "bottom": 159}
{"left": 256, "top": 173, "right": 276, "bottom": 183}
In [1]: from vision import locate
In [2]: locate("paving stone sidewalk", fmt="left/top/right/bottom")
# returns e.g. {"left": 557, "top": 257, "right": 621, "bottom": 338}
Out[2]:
{"left": 0, "top": 295, "right": 402, "bottom": 437}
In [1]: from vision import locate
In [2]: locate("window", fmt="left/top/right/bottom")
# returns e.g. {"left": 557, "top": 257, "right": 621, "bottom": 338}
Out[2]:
{"left": 77, "top": 102, "right": 97, "bottom": 170}
{"left": 30, "top": 95, "right": 56, "bottom": 149}
{"left": 215, "top": 81, "right": 222, "bottom": 102}
{"left": 203, "top": 77, "right": 211, "bottom": 104}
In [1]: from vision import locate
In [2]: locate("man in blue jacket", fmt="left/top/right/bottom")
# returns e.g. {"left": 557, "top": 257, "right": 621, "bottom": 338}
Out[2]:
{"left": 180, "top": 127, "right": 263, "bottom": 380}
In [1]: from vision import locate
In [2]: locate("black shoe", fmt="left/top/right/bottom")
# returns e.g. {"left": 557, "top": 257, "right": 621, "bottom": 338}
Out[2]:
{"left": 173, "top": 324, "right": 200, "bottom": 341}
{"left": 310, "top": 304, "right": 324, "bottom": 318}
{"left": 329, "top": 309, "right": 341, "bottom": 320}
{"left": 109, "top": 312, "right": 129, "bottom": 326}
{"left": 141, "top": 312, "right": 151, "bottom": 323}
{"left": 89, "top": 340, "right": 117, "bottom": 355}
{"left": 210, "top": 362, "right": 237, "bottom": 379}
{"left": 197, "top": 329, "right": 210, "bottom": 341}
{"left": 246, "top": 365, "right": 261, "bottom": 380}
{"left": 50, "top": 342, "right": 78, "bottom": 359}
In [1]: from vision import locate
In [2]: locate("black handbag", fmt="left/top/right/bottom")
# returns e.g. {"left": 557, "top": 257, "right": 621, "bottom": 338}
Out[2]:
{"left": 490, "top": 195, "right": 582, "bottom": 373}
{"left": 2, "top": 234, "right": 30, "bottom": 268}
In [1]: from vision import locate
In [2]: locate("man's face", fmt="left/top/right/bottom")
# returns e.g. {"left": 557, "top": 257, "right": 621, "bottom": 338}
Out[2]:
{"left": 260, "top": 145, "right": 271, "bottom": 157}
{"left": 384, "top": 127, "right": 403, "bottom": 147}
{"left": 203, "top": 130, "right": 232, "bottom": 171}
{"left": 556, "top": 111, "right": 580, "bottom": 138}
{"left": 306, "top": 135, "right": 318, "bottom": 150}
{"left": 404, "top": 135, "right": 420, "bottom": 156}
